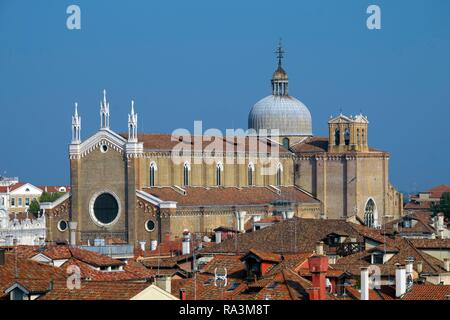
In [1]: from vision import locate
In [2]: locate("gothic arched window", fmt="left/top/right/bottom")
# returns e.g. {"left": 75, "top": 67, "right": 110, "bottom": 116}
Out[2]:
{"left": 334, "top": 128, "right": 340, "bottom": 146}
{"left": 362, "top": 129, "right": 366, "bottom": 145}
{"left": 276, "top": 163, "right": 283, "bottom": 186}
{"left": 364, "top": 199, "right": 376, "bottom": 228}
{"left": 183, "top": 162, "right": 190, "bottom": 187}
{"left": 149, "top": 162, "right": 157, "bottom": 187}
{"left": 216, "top": 162, "right": 223, "bottom": 186}
{"left": 344, "top": 128, "right": 350, "bottom": 145}
{"left": 248, "top": 163, "right": 255, "bottom": 186}
{"left": 357, "top": 129, "right": 360, "bottom": 145}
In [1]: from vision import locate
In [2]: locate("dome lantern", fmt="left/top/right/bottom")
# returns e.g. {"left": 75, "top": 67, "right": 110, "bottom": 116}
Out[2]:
{"left": 272, "top": 40, "right": 288, "bottom": 96}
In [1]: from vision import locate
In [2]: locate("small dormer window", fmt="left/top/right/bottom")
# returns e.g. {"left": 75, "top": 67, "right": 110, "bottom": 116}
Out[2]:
{"left": 372, "top": 252, "right": 384, "bottom": 264}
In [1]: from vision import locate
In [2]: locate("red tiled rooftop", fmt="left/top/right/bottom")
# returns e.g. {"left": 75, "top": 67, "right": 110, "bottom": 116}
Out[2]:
{"left": 141, "top": 186, "right": 319, "bottom": 207}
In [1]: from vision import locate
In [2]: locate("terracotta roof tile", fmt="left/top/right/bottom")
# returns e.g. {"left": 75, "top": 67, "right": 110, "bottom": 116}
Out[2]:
{"left": 119, "top": 133, "right": 291, "bottom": 154}
{"left": 38, "top": 280, "right": 152, "bottom": 300}
{"left": 40, "top": 246, "right": 124, "bottom": 267}
{"left": 0, "top": 251, "right": 66, "bottom": 297}
{"left": 141, "top": 186, "right": 319, "bottom": 207}
{"left": 204, "top": 218, "right": 376, "bottom": 255}
{"left": 401, "top": 284, "right": 450, "bottom": 300}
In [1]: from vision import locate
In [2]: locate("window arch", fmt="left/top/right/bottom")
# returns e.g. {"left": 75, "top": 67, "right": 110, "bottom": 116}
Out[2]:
{"left": 248, "top": 162, "right": 255, "bottom": 186}
{"left": 344, "top": 128, "right": 350, "bottom": 145}
{"left": 149, "top": 162, "right": 157, "bottom": 187}
{"left": 183, "top": 162, "right": 190, "bottom": 187}
{"left": 276, "top": 163, "right": 283, "bottom": 186}
{"left": 282, "top": 137, "right": 290, "bottom": 149}
{"left": 364, "top": 198, "right": 376, "bottom": 228}
{"left": 216, "top": 162, "right": 223, "bottom": 186}
{"left": 357, "top": 128, "right": 360, "bottom": 145}
{"left": 334, "top": 128, "right": 340, "bottom": 146}
{"left": 362, "top": 129, "right": 365, "bottom": 145}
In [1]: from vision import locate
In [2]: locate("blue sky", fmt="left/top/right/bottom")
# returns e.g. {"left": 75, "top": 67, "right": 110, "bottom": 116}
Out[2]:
{"left": 0, "top": 0, "right": 449, "bottom": 192}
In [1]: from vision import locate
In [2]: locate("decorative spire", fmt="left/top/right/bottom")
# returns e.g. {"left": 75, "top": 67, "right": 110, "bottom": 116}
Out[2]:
{"left": 128, "top": 100, "right": 138, "bottom": 143}
{"left": 100, "top": 89, "right": 110, "bottom": 129}
{"left": 71, "top": 102, "right": 81, "bottom": 144}
{"left": 275, "top": 38, "right": 284, "bottom": 68}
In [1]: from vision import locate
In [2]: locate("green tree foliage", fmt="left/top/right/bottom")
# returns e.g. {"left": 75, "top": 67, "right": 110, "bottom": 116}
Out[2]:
{"left": 26, "top": 192, "right": 65, "bottom": 219}
{"left": 39, "top": 191, "right": 64, "bottom": 203}
{"left": 28, "top": 198, "right": 41, "bottom": 218}
{"left": 430, "top": 192, "right": 450, "bottom": 219}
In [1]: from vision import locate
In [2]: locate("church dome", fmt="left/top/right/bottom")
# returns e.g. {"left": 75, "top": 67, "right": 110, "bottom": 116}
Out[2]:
{"left": 248, "top": 42, "right": 312, "bottom": 136}
{"left": 248, "top": 95, "right": 312, "bottom": 136}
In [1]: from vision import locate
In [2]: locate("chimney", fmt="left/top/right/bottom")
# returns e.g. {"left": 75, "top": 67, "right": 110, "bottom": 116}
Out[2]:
{"left": 416, "top": 260, "right": 423, "bottom": 274}
{"left": 444, "top": 258, "right": 450, "bottom": 272}
{"left": 360, "top": 267, "right": 369, "bottom": 300}
{"left": 182, "top": 230, "right": 191, "bottom": 255}
{"left": 68, "top": 221, "right": 78, "bottom": 246}
{"left": 215, "top": 230, "right": 222, "bottom": 244}
{"left": 315, "top": 241, "right": 324, "bottom": 256}
{"left": 139, "top": 241, "right": 146, "bottom": 252}
{"left": 155, "top": 276, "right": 172, "bottom": 293}
{"left": 235, "top": 211, "right": 247, "bottom": 233}
{"left": 308, "top": 255, "right": 329, "bottom": 300}
{"left": 405, "top": 258, "right": 414, "bottom": 276}
{"left": 437, "top": 214, "right": 444, "bottom": 230}
{"left": 395, "top": 265, "right": 407, "bottom": 298}
{"left": 179, "top": 288, "right": 186, "bottom": 300}
{"left": 150, "top": 240, "right": 158, "bottom": 251}
{"left": 0, "top": 249, "right": 5, "bottom": 266}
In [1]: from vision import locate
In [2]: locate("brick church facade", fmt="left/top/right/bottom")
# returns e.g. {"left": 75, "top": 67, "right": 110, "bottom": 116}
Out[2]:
{"left": 44, "top": 45, "right": 403, "bottom": 246}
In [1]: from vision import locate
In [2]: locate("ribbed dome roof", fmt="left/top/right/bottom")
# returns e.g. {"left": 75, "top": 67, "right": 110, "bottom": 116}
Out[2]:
{"left": 248, "top": 95, "right": 312, "bottom": 136}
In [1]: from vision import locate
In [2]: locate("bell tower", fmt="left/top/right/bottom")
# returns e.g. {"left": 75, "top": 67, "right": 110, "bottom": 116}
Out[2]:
{"left": 328, "top": 113, "right": 369, "bottom": 153}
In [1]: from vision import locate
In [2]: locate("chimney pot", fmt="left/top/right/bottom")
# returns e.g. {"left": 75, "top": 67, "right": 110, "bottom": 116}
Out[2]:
{"left": 308, "top": 255, "right": 328, "bottom": 300}
{"left": 180, "top": 288, "right": 187, "bottom": 300}
{"left": 68, "top": 221, "right": 78, "bottom": 246}
{"left": 360, "top": 267, "right": 369, "bottom": 300}
{"left": 395, "top": 265, "right": 407, "bottom": 298}
{"left": 215, "top": 230, "right": 222, "bottom": 244}
{"left": 182, "top": 231, "right": 191, "bottom": 255}
{"left": 315, "top": 241, "right": 324, "bottom": 256}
